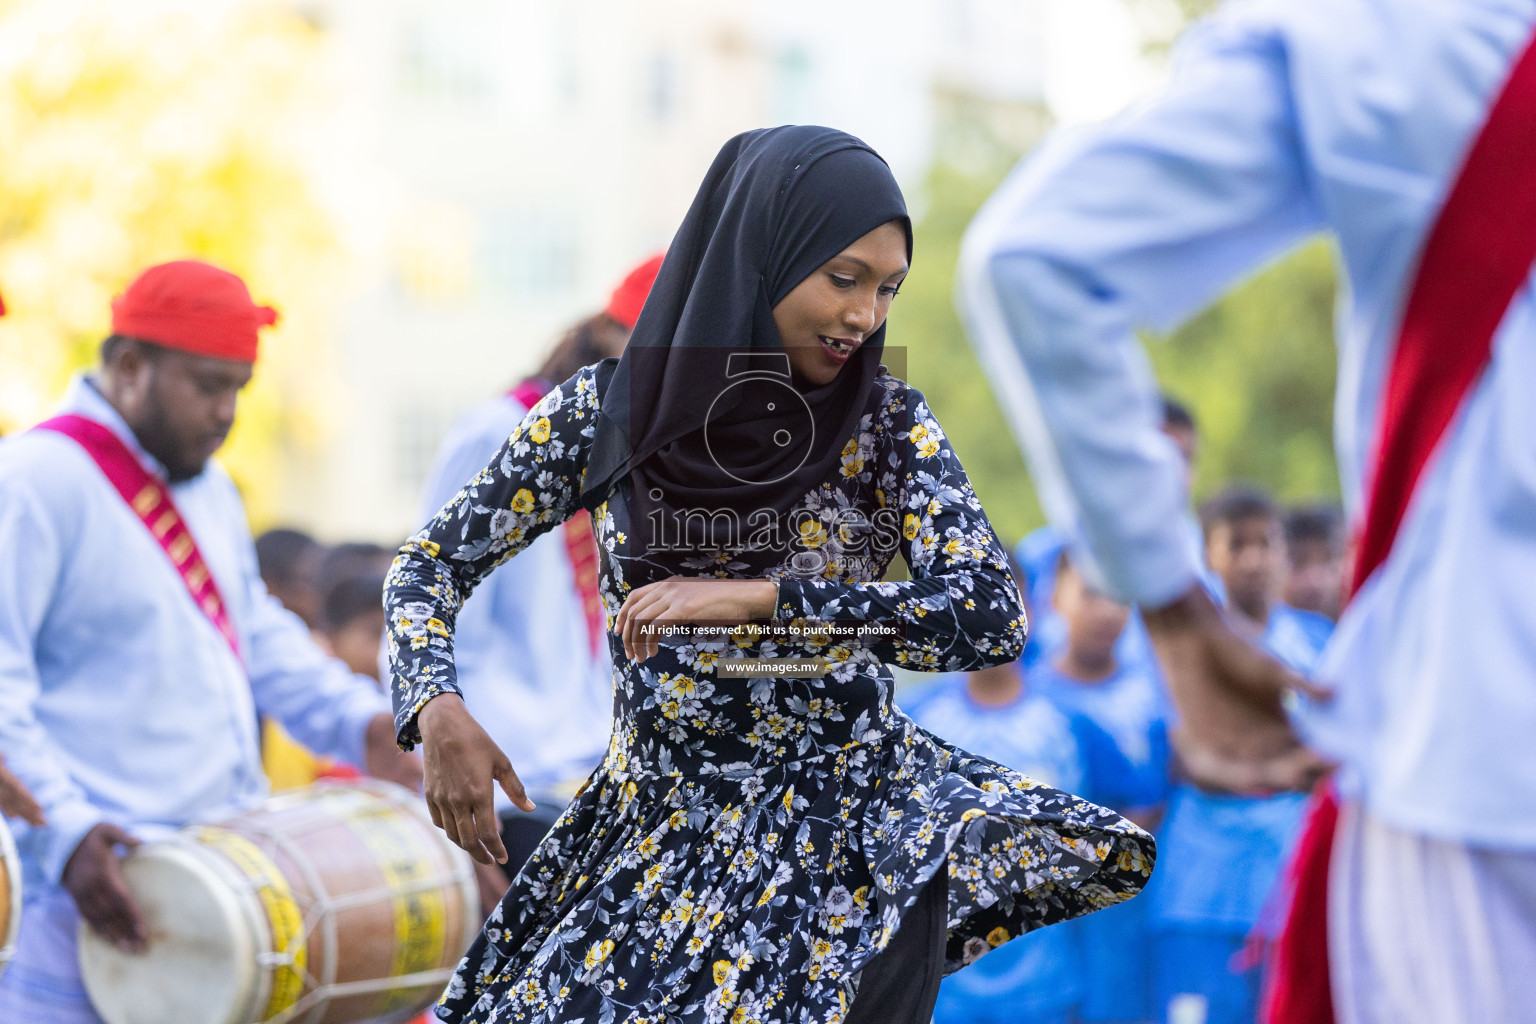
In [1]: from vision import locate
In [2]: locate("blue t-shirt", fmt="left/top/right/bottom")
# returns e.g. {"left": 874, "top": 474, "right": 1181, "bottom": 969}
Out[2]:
{"left": 1016, "top": 527, "right": 1160, "bottom": 674}
{"left": 1149, "top": 604, "right": 1333, "bottom": 934}
{"left": 900, "top": 673, "right": 1135, "bottom": 1020}
{"left": 1030, "top": 659, "right": 1169, "bottom": 1021}
{"left": 1031, "top": 659, "right": 1171, "bottom": 810}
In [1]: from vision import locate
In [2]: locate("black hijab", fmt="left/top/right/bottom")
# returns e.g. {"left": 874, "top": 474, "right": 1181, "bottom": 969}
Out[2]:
{"left": 582, "top": 126, "right": 911, "bottom": 555}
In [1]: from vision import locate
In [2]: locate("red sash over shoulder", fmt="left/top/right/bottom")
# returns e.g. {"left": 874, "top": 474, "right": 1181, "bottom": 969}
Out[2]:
{"left": 1264, "top": 27, "right": 1536, "bottom": 1024}
{"left": 35, "top": 414, "right": 242, "bottom": 660}
{"left": 511, "top": 379, "right": 605, "bottom": 656}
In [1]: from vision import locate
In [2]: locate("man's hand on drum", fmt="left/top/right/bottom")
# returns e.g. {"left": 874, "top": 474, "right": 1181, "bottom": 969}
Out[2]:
{"left": 417, "top": 693, "right": 534, "bottom": 865}
{"left": 364, "top": 711, "right": 425, "bottom": 793}
{"left": 615, "top": 577, "right": 778, "bottom": 663}
{"left": 1143, "top": 584, "right": 1334, "bottom": 795}
{"left": 63, "top": 822, "right": 147, "bottom": 953}
{"left": 0, "top": 753, "right": 45, "bottom": 826}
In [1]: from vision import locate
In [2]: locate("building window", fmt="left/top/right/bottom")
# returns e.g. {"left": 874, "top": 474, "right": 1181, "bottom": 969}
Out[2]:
{"left": 394, "top": 401, "right": 457, "bottom": 495}
{"left": 645, "top": 51, "right": 681, "bottom": 124}
{"left": 478, "top": 208, "right": 579, "bottom": 302}
{"left": 773, "top": 47, "right": 814, "bottom": 125}
{"left": 396, "top": 13, "right": 495, "bottom": 107}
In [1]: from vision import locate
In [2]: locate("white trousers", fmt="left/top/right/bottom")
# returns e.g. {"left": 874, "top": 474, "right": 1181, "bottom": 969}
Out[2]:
{"left": 1332, "top": 802, "right": 1536, "bottom": 1024}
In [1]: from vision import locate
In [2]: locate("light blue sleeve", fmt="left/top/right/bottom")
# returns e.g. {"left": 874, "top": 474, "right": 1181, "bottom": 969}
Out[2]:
{"left": 959, "top": 13, "right": 1325, "bottom": 607}
{"left": 0, "top": 477, "right": 105, "bottom": 883}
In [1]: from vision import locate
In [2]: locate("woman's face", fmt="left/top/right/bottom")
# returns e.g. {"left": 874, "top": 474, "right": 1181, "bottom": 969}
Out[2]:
{"left": 772, "top": 220, "right": 909, "bottom": 388}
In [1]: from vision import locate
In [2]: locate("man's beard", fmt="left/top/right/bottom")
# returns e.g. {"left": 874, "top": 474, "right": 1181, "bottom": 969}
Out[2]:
{"left": 132, "top": 404, "right": 212, "bottom": 483}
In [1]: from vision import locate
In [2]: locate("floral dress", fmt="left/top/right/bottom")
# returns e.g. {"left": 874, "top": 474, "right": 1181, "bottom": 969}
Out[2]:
{"left": 386, "top": 364, "right": 1156, "bottom": 1024}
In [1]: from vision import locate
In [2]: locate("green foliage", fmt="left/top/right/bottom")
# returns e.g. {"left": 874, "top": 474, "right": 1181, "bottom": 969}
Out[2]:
{"left": 0, "top": 4, "right": 339, "bottom": 528}
{"left": 899, "top": 158, "right": 1041, "bottom": 548}
{"left": 1147, "top": 242, "right": 1340, "bottom": 504}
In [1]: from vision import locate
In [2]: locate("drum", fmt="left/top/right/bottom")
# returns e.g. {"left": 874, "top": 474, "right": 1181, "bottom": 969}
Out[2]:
{"left": 78, "top": 780, "right": 477, "bottom": 1024}
{"left": 0, "top": 814, "right": 20, "bottom": 979}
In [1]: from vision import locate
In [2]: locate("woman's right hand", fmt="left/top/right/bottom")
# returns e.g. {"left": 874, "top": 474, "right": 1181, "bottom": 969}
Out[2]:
{"left": 417, "top": 693, "right": 535, "bottom": 865}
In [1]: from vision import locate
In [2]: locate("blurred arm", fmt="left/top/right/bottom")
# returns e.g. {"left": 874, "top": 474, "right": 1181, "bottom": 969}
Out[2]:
{"left": 0, "top": 481, "right": 105, "bottom": 881}
{"left": 959, "top": 16, "right": 1323, "bottom": 607}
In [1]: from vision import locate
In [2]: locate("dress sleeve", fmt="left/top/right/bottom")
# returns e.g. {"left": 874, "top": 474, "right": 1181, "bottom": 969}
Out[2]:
{"left": 773, "top": 387, "right": 1029, "bottom": 673}
{"left": 386, "top": 366, "right": 601, "bottom": 748}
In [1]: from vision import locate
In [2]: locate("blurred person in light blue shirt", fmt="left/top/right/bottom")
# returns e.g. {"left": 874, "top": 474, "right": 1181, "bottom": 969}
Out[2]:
{"left": 960, "top": 4, "right": 1536, "bottom": 1018}
{"left": 1281, "top": 503, "right": 1346, "bottom": 624}
{"left": 0, "top": 261, "right": 414, "bottom": 1024}
{"left": 1017, "top": 395, "right": 1200, "bottom": 675}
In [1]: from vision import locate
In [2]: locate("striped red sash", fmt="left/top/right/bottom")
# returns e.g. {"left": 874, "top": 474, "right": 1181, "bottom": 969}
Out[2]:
{"left": 35, "top": 414, "right": 242, "bottom": 660}
{"left": 510, "top": 379, "right": 605, "bottom": 655}
{"left": 1265, "top": 27, "right": 1536, "bottom": 1024}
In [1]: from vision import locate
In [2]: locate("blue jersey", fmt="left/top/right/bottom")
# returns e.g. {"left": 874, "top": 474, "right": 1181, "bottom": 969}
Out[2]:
{"left": 1030, "top": 659, "right": 1169, "bottom": 1022}
{"left": 900, "top": 673, "right": 1135, "bottom": 1021}
{"left": 1032, "top": 659, "right": 1171, "bottom": 810}
{"left": 1015, "top": 527, "right": 1161, "bottom": 675}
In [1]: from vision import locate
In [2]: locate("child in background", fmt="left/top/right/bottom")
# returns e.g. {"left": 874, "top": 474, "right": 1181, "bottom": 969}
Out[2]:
{"left": 1281, "top": 502, "right": 1346, "bottom": 622}
{"left": 316, "top": 572, "right": 389, "bottom": 681}
{"left": 1148, "top": 485, "right": 1332, "bottom": 1024}
{"left": 901, "top": 565, "right": 1145, "bottom": 1024}
{"left": 1032, "top": 551, "right": 1170, "bottom": 1024}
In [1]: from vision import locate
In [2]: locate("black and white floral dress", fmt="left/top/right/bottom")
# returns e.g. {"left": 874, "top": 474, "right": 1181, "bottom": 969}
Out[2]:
{"left": 386, "top": 364, "right": 1155, "bottom": 1024}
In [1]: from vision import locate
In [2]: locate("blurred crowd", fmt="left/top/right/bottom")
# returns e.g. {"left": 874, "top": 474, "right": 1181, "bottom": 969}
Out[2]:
{"left": 898, "top": 399, "right": 1345, "bottom": 1024}
{"left": 252, "top": 530, "right": 395, "bottom": 787}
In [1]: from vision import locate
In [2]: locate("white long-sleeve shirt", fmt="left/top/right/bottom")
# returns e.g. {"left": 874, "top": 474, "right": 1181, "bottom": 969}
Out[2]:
{"left": 0, "top": 377, "right": 389, "bottom": 893}
{"left": 962, "top": 0, "right": 1536, "bottom": 848}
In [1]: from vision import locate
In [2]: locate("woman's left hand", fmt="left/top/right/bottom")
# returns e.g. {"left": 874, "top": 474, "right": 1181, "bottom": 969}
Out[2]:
{"left": 615, "top": 577, "right": 778, "bottom": 663}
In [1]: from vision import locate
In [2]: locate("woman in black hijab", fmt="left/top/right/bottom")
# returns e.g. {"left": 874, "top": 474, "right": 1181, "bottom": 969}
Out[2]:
{"left": 386, "top": 126, "right": 1154, "bottom": 1023}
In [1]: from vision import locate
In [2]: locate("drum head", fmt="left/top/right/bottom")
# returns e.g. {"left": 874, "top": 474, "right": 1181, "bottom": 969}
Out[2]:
{"left": 79, "top": 841, "right": 263, "bottom": 1024}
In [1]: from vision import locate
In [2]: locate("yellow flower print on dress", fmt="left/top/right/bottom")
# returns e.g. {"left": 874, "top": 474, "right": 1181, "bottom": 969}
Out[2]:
{"left": 584, "top": 939, "right": 614, "bottom": 971}
{"left": 530, "top": 417, "right": 552, "bottom": 444}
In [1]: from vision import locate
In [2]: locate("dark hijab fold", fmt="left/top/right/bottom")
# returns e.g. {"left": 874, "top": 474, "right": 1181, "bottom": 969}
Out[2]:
{"left": 582, "top": 126, "right": 911, "bottom": 554}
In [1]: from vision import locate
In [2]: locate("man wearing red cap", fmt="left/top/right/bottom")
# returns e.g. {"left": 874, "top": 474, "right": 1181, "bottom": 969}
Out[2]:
{"left": 415, "top": 255, "right": 661, "bottom": 883}
{"left": 0, "top": 260, "right": 420, "bottom": 1024}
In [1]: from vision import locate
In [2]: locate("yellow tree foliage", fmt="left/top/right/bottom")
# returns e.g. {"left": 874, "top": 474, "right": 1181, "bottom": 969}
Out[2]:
{"left": 0, "top": 0, "right": 340, "bottom": 528}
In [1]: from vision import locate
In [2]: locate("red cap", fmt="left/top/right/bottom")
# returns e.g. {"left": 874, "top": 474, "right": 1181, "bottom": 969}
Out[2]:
{"left": 110, "top": 260, "right": 278, "bottom": 363}
{"left": 602, "top": 254, "right": 664, "bottom": 330}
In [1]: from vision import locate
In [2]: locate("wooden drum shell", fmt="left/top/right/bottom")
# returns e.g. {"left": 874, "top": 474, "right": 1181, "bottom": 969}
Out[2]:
{"left": 79, "top": 780, "right": 476, "bottom": 1024}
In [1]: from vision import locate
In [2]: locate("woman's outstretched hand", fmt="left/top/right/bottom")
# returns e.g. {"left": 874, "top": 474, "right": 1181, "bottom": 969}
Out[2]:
{"left": 614, "top": 577, "right": 778, "bottom": 663}
{"left": 417, "top": 693, "right": 534, "bottom": 864}
{"left": 1143, "top": 584, "right": 1334, "bottom": 795}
